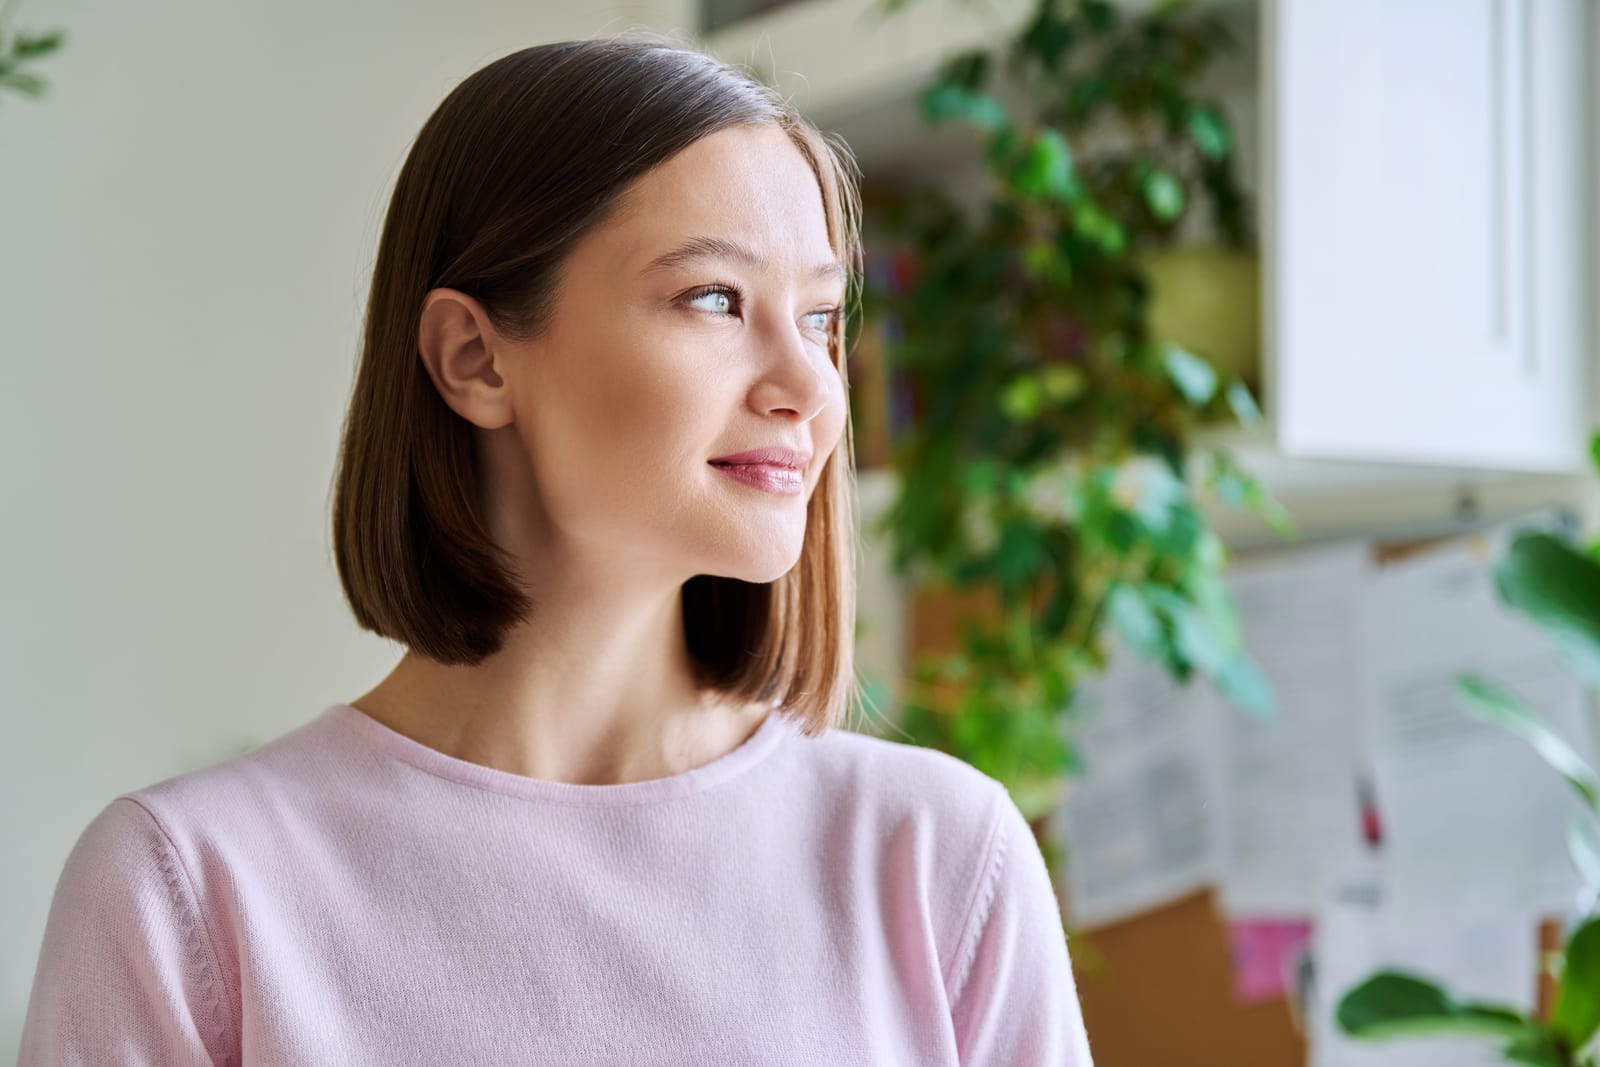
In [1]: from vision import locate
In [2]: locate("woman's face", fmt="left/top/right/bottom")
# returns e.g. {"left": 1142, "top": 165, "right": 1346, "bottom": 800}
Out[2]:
{"left": 482, "top": 123, "right": 849, "bottom": 586}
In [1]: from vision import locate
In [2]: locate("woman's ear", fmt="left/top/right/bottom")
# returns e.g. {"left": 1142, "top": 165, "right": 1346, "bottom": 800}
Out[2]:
{"left": 417, "top": 288, "right": 515, "bottom": 430}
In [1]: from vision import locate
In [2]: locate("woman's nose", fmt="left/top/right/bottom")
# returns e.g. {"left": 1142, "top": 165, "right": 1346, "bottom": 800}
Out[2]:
{"left": 747, "top": 316, "right": 835, "bottom": 421}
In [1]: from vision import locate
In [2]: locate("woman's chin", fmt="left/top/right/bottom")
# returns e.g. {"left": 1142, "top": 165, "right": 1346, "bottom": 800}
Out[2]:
{"left": 715, "top": 546, "right": 804, "bottom": 585}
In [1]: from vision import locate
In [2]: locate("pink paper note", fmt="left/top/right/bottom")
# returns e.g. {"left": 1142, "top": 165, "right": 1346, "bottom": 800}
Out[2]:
{"left": 1226, "top": 919, "right": 1314, "bottom": 1003}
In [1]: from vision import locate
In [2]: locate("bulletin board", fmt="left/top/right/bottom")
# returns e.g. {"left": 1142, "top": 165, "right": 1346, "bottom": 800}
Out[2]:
{"left": 904, "top": 577, "right": 1559, "bottom": 1067}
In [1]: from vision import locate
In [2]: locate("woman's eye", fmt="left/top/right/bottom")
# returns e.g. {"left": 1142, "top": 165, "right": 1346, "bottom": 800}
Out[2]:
{"left": 682, "top": 285, "right": 838, "bottom": 335}
{"left": 685, "top": 287, "right": 738, "bottom": 316}
{"left": 804, "top": 308, "right": 841, "bottom": 333}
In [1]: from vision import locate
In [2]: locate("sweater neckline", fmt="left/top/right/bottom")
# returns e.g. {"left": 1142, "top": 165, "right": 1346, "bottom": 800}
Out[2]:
{"left": 322, "top": 700, "right": 793, "bottom": 805}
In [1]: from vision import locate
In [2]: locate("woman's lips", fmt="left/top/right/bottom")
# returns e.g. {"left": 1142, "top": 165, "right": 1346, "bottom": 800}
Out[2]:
{"left": 709, "top": 461, "right": 803, "bottom": 495}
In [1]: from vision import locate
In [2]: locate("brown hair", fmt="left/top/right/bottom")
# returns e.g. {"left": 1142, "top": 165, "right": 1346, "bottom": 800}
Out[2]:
{"left": 330, "top": 32, "right": 866, "bottom": 738}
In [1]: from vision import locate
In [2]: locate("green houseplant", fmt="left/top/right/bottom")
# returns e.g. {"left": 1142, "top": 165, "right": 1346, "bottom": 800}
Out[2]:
{"left": 1336, "top": 450, "right": 1600, "bottom": 1067}
{"left": 0, "top": 0, "right": 65, "bottom": 104}
{"left": 857, "top": 0, "right": 1289, "bottom": 873}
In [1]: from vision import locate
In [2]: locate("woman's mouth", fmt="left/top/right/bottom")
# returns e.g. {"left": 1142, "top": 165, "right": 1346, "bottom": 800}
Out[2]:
{"left": 708, "top": 461, "right": 804, "bottom": 495}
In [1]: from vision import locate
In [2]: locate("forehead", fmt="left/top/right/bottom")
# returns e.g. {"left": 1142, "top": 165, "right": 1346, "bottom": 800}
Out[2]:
{"left": 592, "top": 124, "right": 837, "bottom": 278}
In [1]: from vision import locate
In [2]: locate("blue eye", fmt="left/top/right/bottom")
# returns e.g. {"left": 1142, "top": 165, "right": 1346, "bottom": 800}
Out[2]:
{"left": 688, "top": 286, "right": 736, "bottom": 315}
{"left": 680, "top": 282, "right": 841, "bottom": 337}
{"left": 684, "top": 284, "right": 740, "bottom": 316}
{"left": 804, "top": 308, "right": 842, "bottom": 333}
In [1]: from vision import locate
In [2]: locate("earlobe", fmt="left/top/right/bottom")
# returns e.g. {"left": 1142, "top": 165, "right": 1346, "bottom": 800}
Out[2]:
{"left": 417, "top": 289, "right": 513, "bottom": 430}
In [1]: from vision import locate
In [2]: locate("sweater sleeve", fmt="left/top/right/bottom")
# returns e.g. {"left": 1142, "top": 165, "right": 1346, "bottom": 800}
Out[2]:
{"left": 18, "top": 796, "right": 236, "bottom": 1067}
{"left": 946, "top": 784, "right": 1095, "bottom": 1066}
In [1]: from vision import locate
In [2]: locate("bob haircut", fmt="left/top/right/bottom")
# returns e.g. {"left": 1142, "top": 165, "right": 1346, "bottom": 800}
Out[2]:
{"left": 330, "top": 32, "right": 866, "bottom": 738}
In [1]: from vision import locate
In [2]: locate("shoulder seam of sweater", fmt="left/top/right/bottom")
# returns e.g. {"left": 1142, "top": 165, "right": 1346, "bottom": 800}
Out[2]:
{"left": 941, "top": 781, "right": 1010, "bottom": 1006}
{"left": 119, "top": 795, "right": 238, "bottom": 1067}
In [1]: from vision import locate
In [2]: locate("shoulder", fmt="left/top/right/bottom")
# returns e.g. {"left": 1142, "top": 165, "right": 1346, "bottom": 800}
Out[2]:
{"left": 29, "top": 788, "right": 244, "bottom": 1064}
{"left": 783, "top": 715, "right": 1011, "bottom": 835}
{"left": 98, "top": 708, "right": 344, "bottom": 861}
{"left": 775, "top": 716, "right": 1014, "bottom": 894}
{"left": 55, "top": 793, "right": 180, "bottom": 893}
{"left": 773, "top": 716, "right": 1030, "bottom": 989}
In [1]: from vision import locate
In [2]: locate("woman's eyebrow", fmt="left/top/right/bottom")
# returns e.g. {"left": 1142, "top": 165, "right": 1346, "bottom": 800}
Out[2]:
{"left": 641, "top": 235, "right": 846, "bottom": 285}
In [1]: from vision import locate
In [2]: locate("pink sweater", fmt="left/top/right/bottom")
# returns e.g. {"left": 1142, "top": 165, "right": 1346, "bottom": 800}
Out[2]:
{"left": 19, "top": 702, "right": 1094, "bottom": 1065}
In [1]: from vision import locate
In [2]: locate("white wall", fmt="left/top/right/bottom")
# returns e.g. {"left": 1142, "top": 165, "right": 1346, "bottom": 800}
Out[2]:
{"left": 0, "top": 0, "right": 695, "bottom": 1051}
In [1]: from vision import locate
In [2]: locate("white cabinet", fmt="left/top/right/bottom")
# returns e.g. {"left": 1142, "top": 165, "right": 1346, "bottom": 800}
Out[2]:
{"left": 701, "top": 0, "right": 1595, "bottom": 489}
{"left": 1264, "top": 0, "right": 1590, "bottom": 472}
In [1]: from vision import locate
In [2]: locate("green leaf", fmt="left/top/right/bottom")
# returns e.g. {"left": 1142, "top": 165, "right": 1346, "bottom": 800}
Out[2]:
{"left": 1083, "top": 0, "right": 1118, "bottom": 34}
{"left": 1225, "top": 380, "right": 1262, "bottom": 428}
{"left": 1189, "top": 565, "right": 1241, "bottom": 649}
{"left": 1337, "top": 972, "right": 1534, "bottom": 1042}
{"left": 1186, "top": 104, "right": 1230, "bottom": 160}
{"left": 0, "top": 69, "right": 46, "bottom": 96}
{"left": 1070, "top": 201, "right": 1124, "bottom": 254}
{"left": 1338, "top": 972, "right": 1451, "bottom": 1035}
{"left": 983, "top": 124, "right": 1019, "bottom": 170}
{"left": 1000, "top": 374, "right": 1045, "bottom": 423}
{"left": 1163, "top": 344, "right": 1218, "bottom": 405}
{"left": 1196, "top": 526, "right": 1228, "bottom": 573}
{"left": 1494, "top": 532, "right": 1600, "bottom": 688}
{"left": 1169, "top": 597, "right": 1230, "bottom": 675}
{"left": 14, "top": 31, "right": 67, "bottom": 60}
{"left": 1141, "top": 166, "right": 1185, "bottom": 221}
{"left": 1552, "top": 915, "right": 1600, "bottom": 1050}
{"left": 919, "top": 82, "right": 1008, "bottom": 131}
{"left": 1589, "top": 429, "right": 1600, "bottom": 477}
{"left": 1107, "top": 584, "right": 1163, "bottom": 658}
{"left": 1457, "top": 675, "right": 1600, "bottom": 816}
{"left": 958, "top": 457, "right": 998, "bottom": 495}
{"left": 1569, "top": 815, "right": 1600, "bottom": 892}
{"left": 1130, "top": 460, "right": 1188, "bottom": 535}
{"left": 1148, "top": 496, "right": 1203, "bottom": 559}
{"left": 1017, "top": 3, "right": 1074, "bottom": 70}
{"left": 994, "top": 518, "right": 1047, "bottom": 587}
{"left": 1209, "top": 457, "right": 1294, "bottom": 537}
{"left": 1039, "top": 365, "right": 1086, "bottom": 402}
{"left": 1215, "top": 651, "right": 1275, "bottom": 720}
{"left": 1022, "top": 239, "right": 1056, "bottom": 281}
{"left": 1214, "top": 465, "right": 1250, "bottom": 508}
{"left": 1502, "top": 1030, "right": 1569, "bottom": 1067}
{"left": 1013, "top": 128, "right": 1075, "bottom": 201}
{"left": 939, "top": 48, "right": 989, "bottom": 91}
{"left": 1063, "top": 74, "right": 1109, "bottom": 120}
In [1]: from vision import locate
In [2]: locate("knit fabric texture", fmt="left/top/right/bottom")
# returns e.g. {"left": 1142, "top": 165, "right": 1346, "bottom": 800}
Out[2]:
{"left": 20, "top": 702, "right": 1094, "bottom": 1065}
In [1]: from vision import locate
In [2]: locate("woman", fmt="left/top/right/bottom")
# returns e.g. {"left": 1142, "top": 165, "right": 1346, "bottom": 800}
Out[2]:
{"left": 20, "top": 34, "right": 1094, "bottom": 1065}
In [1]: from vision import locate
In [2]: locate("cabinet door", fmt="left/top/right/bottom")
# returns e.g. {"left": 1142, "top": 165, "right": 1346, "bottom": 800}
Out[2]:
{"left": 1263, "top": 0, "right": 1588, "bottom": 471}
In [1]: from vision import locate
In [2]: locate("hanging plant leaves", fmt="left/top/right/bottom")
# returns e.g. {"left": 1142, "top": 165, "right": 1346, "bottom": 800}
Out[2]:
{"left": 920, "top": 81, "right": 1009, "bottom": 131}
{"left": 1069, "top": 200, "right": 1125, "bottom": 254}
{"left": 1568, "top": 815, "right": 1600, "bottom": 898}
{"left": 1017, "top": 1, "right": 1075, "bottom": 72}
{"left": 1337, "top": 972, "right": 1535, "bottom": 1042}
{"left": 866, "top": 0, "right": 1277, "bottom": 937}
{"left": 1141, "top": 165, "right": 1185, "bottom": 220}
{"left": 1013, "top": 127, "right": 1076, "bottom": 201}
{"left": 1106, "top": 583, "right": 1164, "bottom": 657}
{"left": 1215, "top": 651, "right": 1274, "bottom": 720}
{"left": 1163, "top": 343, "right": 1218, "bottom": 405}
{"left": 1186, "top": 103, "right": 1230, "bottom": 160}
{"left": 1493, "top": 532, "right": 1600, "bottom": 689}
{"left": 1551, "top": 914, "right": 1600, "bottom": 1052}
{"left": 0, "top": 27, "right": 66, "bottom": 102}
{"left": 1457, "top": 675, "right": 1600, "bottom": 816}
{"left": 1225, "top": 380, "right": 1263, "bottom": 427}
{"left": 1000, "top": 373, "right": 1046, "bottom": 422}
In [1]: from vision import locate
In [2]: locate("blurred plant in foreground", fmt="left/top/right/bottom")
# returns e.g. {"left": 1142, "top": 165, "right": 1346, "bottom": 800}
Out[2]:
{"left": 861, "top": 0, "right": 1288, "bottom": 878}
{"left": 1338, "top": 441, "right": 1600, "bottom": 1066}
{"left": 0, "top": 0, "right": 66, "bottom": 105}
